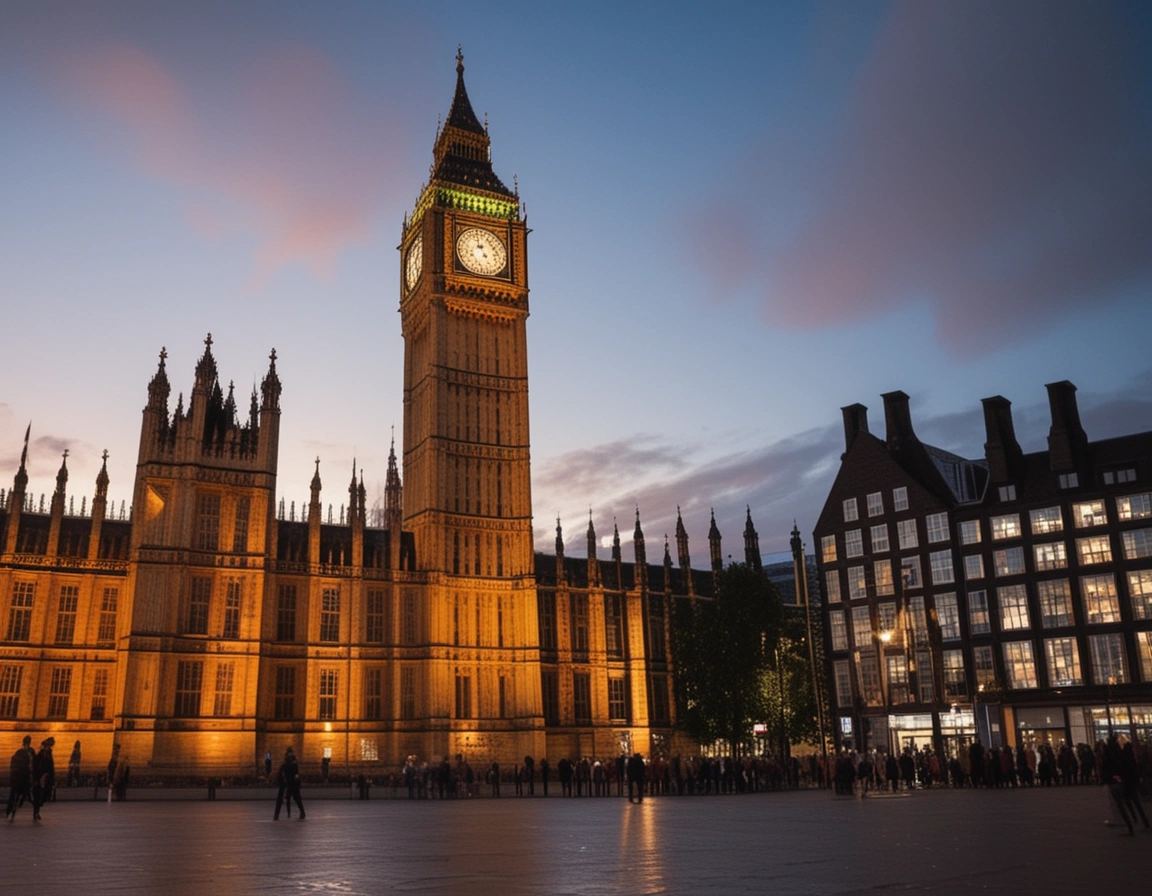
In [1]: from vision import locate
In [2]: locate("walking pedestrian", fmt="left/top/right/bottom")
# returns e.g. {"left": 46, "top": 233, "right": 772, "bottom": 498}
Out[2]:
{"left": 33, "top": 737, "right": 55, "bottom": 820}
{"left": 627, "top": 752, "right": 646, "bottom": 803}
{"left": 274, "top": 747, "right": 305, "bottom": 820}
{"left": 5, "top": 736, "right": 35, "bottom": 820}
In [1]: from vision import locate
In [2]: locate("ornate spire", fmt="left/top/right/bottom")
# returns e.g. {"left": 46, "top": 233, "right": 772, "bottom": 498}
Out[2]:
{"left": 743, "top": 505, "right": 761, "bottom": 571}
{"left": 194, "top": 332, "right": 217, "bottom": 392}
{"left": 310, "top": 457, "right": 322, "bottom": 504}
{"left": 261, "top": 348, "right": 281, "bottom": 412}
{"left": 675, "top": 506, "right": 690, "bottom": 570}
{"left": 555, "top": 515, "right": 564, "bottom": 557}
{"left": 385, "top": 433, "right": 402, "bottom": 520}
{"left": 586, "top": 509, "right": 597, "bottom": 560}
{"left": 54, "top": 449, "right": 69, "bottom": 496}
{"left": 708, "top": 508, "right": 723, "bottom": 572}
{"left": 147, "top": 347, "right": 170, "bottom": 411}
{"left": 612, "top": 519, "right": 621, "bottom": 563}
{"left": 95, "top": 450, "right": 110, "bottom": 498}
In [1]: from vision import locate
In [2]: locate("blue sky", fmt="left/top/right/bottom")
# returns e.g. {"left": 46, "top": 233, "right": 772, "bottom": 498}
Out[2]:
{"left": 2, "top": 1, "right": 1151, "bottom": 558}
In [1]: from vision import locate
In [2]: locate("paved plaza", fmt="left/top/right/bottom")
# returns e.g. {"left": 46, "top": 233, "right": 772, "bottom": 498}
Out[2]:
{"left": 5, "top": 784, "right": 1150, "bottom": 894}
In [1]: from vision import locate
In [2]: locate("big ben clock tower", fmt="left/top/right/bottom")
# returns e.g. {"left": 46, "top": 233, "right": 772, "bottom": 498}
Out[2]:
{"left": 399, "top": 50, "right": 541, "bottom": 758}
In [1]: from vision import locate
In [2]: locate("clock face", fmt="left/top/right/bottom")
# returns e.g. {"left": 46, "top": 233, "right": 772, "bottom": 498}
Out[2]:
{"left": 456, "top": 227, "right": 507, "bottom": 276}
{"left": 405, "top": 235, "right": 423, "bottom": 291}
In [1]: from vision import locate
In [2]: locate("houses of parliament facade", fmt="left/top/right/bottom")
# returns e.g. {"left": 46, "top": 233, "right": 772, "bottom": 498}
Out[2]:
{"left": 0, "top": 54, "right": 759, "bottom": 776}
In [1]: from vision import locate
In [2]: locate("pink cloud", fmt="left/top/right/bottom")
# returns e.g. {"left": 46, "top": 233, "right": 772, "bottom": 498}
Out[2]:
{"left": 49, "top": 42, "right": 410, "bottom": 284}
{"left": 690, "top": 1, "right": 1152, "bottom": 358}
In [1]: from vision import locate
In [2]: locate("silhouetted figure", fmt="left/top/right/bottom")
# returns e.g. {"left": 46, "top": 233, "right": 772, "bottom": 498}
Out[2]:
{"left": 540, "top": 757, "right": 550, "bottom": 796}
{"left": 68, "top": 740, "right": 81, "bottom": 787}
{"left": 523, "top": 755, "right": 535, "bottom": 795}
{"left": 627, "top": 752, "right": 646, "bottom": 803}
{"left": 5, "top": 736, "right": 35, "bottom": 821}
{"left": 33, "top": 737, "right": 55, "bottom": 819}
{"left": 274, "top": 748, "right": 305, "bottom": 820}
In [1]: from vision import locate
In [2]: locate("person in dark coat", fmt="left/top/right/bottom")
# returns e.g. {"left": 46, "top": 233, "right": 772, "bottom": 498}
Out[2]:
{"left": 539, "top": 757, "right": 550, "bottom": 796}
{"left": 274, "top": 747, "right": 305, "bottom": 820}
{"left": 627, "top": 752, "right": 646, "bottom": 803}
{"left": 5, "top": 736, "right": 35, "bottom": 820}
{"left": 33, "top": 737, "right": 56, "bottom": 820}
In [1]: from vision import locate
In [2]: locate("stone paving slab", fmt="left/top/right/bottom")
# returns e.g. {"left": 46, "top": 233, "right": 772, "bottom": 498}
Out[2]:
{"left": 6, "top": 786, "right": 1149, "bottom": 895}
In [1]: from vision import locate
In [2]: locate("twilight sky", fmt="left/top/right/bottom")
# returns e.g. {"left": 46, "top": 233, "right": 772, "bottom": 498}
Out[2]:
{"left": 2, "top": 1, "right": 1151, "bottom": 560}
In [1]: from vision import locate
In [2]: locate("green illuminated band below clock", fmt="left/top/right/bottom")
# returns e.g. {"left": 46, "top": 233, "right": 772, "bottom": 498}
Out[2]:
{"left": 456, "top": 227, "right": 507, "bottom": 276}
{"left": 405, "top": 234, "right": 423, "bottom": 291}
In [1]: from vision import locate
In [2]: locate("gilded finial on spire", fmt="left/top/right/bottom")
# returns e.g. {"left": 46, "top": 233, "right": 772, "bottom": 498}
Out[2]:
{"left": 456, "top": 45, "right": 464, "bottom": 73}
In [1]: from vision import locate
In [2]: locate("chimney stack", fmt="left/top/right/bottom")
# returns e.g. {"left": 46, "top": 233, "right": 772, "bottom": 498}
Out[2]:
{"left": 1046, "top": 381, "right": 1087, "bottom": 472}
{"left": 841, "top": 404, "right": 869, "bottom": 455}
{"left": 982, "top": 396, "right": 1024, "bottom": 483}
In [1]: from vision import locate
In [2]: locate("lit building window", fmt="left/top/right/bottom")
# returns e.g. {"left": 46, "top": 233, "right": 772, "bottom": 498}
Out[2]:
{"left": 993, "top": 546, "right": 1025, "bottom": 577}
{"left": 96, "top": 588, "right": 118, "bottom": 647}
{"left": 830, "top": 612, "right": 848, "bottom": 651}
{"left": 1030, "top": 506, "right": 1064, "bottom": 535}
{"left": 851, "top": 606, "right": 872, "bottom": 648}
{"left": 320, "top": 587, "right": 341, "bottom": 642}
{"left": 1080, "top": 574, "right": 1121, "bottom": 624}
{"left": 973, "top": 645, "right": 995, "bottom": 688}
{"left": 47, "top": 667, "right": 72, "bottom": 718}
{"left": 1002, "top": 641, "right": 1038, "bottom": 689}
{"left": 1128, "top": 570, "right": 1152, "bottom": 620}
{"left": 990, "top": 514, "right": 1021, "bottom": 540}
{"left": 845, "top": 529, "right": 863, "bottom": 558}
{"left": 223, "top": 579, "right": 242, "bottom": 639}
{"left": 886, "top": 654, "right": 910, "bottom": 704}
{"left": 607, "top": 676, "right": 628, "bottom": 722}
{"left": 874, "top": 560, "right": 894, "bottom": 596}
{"left": 0, "top": 665, "right": 24, "bottom": 719}
{"left": 1121, "top": 528, "right": 1152, "bottom": 560}
{"left": 847, "top": 566, "right": 867, "bottom": 600}
{"left": 7, "top": 582, "right": 35, "bottom": 642}
{"left": 1072, "top": 500, "right": 1107, "bottom": 528}
{"left": 213, "top": 662, "right": 234, "bottom": 717}
{"left": 1088, "top": 634, "right": 1128, "bottom": 685}
{"left": 821, "top": 534, "right": 837, "bottom": 563}
{"left": 968, "top": 590, "right": 991, "bottom": 635}
{"left": 824, "top": 570, "right": 841, "bottom": 603}
{"left": 1076, "top": 535, "right": 1112, "bottom": 566}
{"left": 196, "top": 492, "right": 221, "bottom": 551}
{"left": 1117, "top": 493, "right": 1152, "bottom": 521}
{"left": 943, "top": 649, "right": 966, "bottom": 698}
{"left": 1036, "top": 579, "right": 1074, "bottom": 627}
{"left": 1045, "top": 638, "right": 1083, "bottom": 687}
{"left": 901, "top": 558, "right": 922, "bottom": 589}
{"left": 1033, "top": 541, "right": 1067, "bottom": 571}
{"left": 998, "top": 584, "right": 1030, "bottom": 630}
{"left": 1135, "top": 632, "right": 1152, "bottom": 682}
{"left": 90, "top": 668, "right": 108, "bottom": 720}
{"left": 55, "top": 585, "right": 79, "bottom": 645}
{"left": 834, "top": 660, "right": 852, "bottom": 707}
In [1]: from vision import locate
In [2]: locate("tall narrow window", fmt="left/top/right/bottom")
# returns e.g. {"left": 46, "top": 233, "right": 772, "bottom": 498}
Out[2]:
{"left": 401, "top": 592, "right": 417, "bottom": 644}
{"left": 455, "top": 674, "right": 472, "bottom": 719}
{"left": 843, "top": 498, "right": 858, "bottom": 522}
{"left": 364, "top": 667, "right": 383, "bottom": 720}
{"left": 96, "top": 588, "right": 118, "bottom": 647}
{"left": 213, "top": 663, "right": 234, "bottom": 716}
{"left": 648, "top": 597, "right": 667, "bottom": 660}
{"left": 572, "top": 672, "right": 592, "bottom": 724}
{"left": 175, "top": 661, "right": 204, "bottom": 717}
{"left": 231, "top": 496, "right": 250, "bottom": 552}
{"left": 821, "top": 535, "right": 837, "bottom": 563}
{"left": 400, "top": 666, "right": 416, "bottom": 720}
{"left": 1045, "top": 638, "right": 1082, "bottom": 687}
{"left": 834, "top": 661, "right": 852, "bottom": 707}
{"left": 55, "top": 585, "right": 79, "bottom": 645}
{"left": 604, "top": 595, "right": 624, "bottom": 660}
{"left": 0, "top": 665, "right": 23, "bottom": 718}
{"left": 650, "top": 674, "right": 671, "bottom": 724}
{"left": 942, "top": 650, "right": 966, "bottom": 698}
{"left": 998, "top": 585, "right": 1031, "bottom": 631}
{"left": 935, "top": 593, "right": 961, "bottom": 640}
{"left": 498, "top": 675, "right": 507, "bottom": 719}
{"left": 973, "top": 645, "right": 995, "bottom": 689}
{"left": 1036, "top": 579, "right": 1074, "bottom": 627}
{"left": 541, "top": 670, "right": 560, "bottom": 726}
{"left": 320, "top": 587, "right": 341, "bottom": 642}
{"left": 7, "top": 582, "right": 35, "bottom": 642}
{"left": 196, "top": 492, "right": 221, "bottom": 551}
{"left": 274, "top": 666, "right": 296, "bottom": 720}
{"left": 276, "top": 585, "right": 297, "bottom": 641}
{"left": 867, "top": 492, "right": 884, "bottom": 517}
{"left": 926, "top": 513, "right": 950, "bottom": 543}
{"left": 47, "top": 667, "right": 72, "bottom": 718}
{"left": 1129, "top": 570, "right": 1152, "bottom": 620}
{"left": 90, "top": 668, "right": 108, "bottom": 720}
{"left": 187, "top": 576, "right": 210, "bottom": 635}
{"left": 1089, "top": 634, "right": 1128, "bottom": 685}
{"left": 367, "top": 589, "right": 384, "bottom": 643}
{"left": 968, "top": 590, "right": 990, "bottom": 635}
{"left": 539, "top": 592, "right": 557, "bottom": 650}
{"left": 1081, "top": 574, "right": 1120, "bottom": 624}
{"left": 319, "top": 669, "right": 338, "bottom": 720}
{"left": 608, "top": 676, "right": 628, "bottom": 722}
{"left": 222, "top": 579, "right": 241, "bottom": 639}
{"left": 570, "top": 594, "right": 589, "bottom": 655}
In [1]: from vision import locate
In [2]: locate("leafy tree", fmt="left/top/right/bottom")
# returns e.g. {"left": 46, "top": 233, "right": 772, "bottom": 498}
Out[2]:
{"left": 763, "top": 610, "right": 826, "bottom": 758}
{"left": 672, "top": 562, "right": 785, "bottom": 756}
